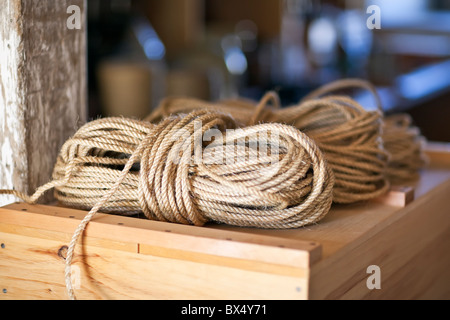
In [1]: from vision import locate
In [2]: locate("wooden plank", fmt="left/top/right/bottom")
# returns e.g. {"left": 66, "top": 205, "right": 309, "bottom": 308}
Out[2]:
{"left": 362, "top": 230, "right": 450, "bottom": 300}
{"left": 0, "top": 0, "right": 87, "bottom": 206}
{"left": 0, "top": 220, "right": 309, "bottom": 279}
{"left": 0, "top": 201, "right": 315, "bottom": 299}
{"left": 211, "top": 199, "right": 409, "bottom": 260}
{"left": 0, "top": 203, "right": 320, "bottom": 270}
{"left": 0, "top": 231, "right": 307, "bottom": 300}
{"left": 371, "top": 186, "right": 415, "bottom": 207}
{"left": 308, "top": 175, "right": 450, "bottom": 300}
{"left": 0, "top": 223, "right": 138, "bottom": 254}
{"left": 138, "top": 243, "right": 309, "bottom": 278}
{"left": 425, "top": 142, "right": 450, "bottom": 168}
{"left": 0, "top": 147, "right": 449, "bottom": 300}
{"left": 209, "top": 159, "right": 450, "bottom": 260}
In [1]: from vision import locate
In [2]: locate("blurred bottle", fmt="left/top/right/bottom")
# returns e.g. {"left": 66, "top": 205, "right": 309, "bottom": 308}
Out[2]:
{"left": 336, "top": 3, "right": 373, "bottom": 78}
{"left": 306, "top": 3, "right": 341, "bottom": 83}
{"left": 221, "top": 33, "right": 249, "bottom": 97}
{"left": 278, "top": 0, "right": 313, "bottom": 86}
{"left": 97, "top": 13, "right": 167, "bottom": 119}
{"left": 165, "top": 28, "right": 228, "bottom": 101}
{"left": 257, "top": 0, "right": 319, "bottom": 104}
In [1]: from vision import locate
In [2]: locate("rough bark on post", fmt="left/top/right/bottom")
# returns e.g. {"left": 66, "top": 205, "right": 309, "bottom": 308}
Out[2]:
{"left": 0, "top": 0, "right": 87, "bottom": 206}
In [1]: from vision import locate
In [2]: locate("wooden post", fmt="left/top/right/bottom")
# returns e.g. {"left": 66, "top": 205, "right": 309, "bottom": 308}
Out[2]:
{"left": 0, "top": 0, "right": 87, "bottom": 206}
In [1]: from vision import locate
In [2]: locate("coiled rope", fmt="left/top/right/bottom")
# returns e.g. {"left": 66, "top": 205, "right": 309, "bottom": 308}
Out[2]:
{"left": 48, "top": 109, "right": 334, "bottom": 228}
{"left": 0, "top": 78, "right": 427, "bottom": 299}
{"left": 1, "top": 109, "right": 334, "bottom": 299}
{"left": 297, "top": 78, "right": 428, "bottom": 184}
{"left": 148, "top": 78, "right": 427, "bottom": 202}
{"left": 383, "top": 113, "right": 428, "bottom": 183}
{"left": 148, "top": 80, "right": 387, "bottom": 203}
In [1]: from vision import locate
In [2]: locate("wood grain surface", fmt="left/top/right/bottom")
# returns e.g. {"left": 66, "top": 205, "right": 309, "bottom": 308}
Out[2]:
{"left": 0, "top": 0, "right": 87, "bottom": 206}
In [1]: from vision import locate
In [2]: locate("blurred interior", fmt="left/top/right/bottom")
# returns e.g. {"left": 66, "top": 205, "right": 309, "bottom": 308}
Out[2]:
{"left": 87, "top": 0, "right": 450, "bottom": 142}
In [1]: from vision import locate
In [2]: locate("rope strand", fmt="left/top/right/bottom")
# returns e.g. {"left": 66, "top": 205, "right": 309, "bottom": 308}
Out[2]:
{"left": 0, "top": 78, "right": 427, "bottom": 300}
{"left": 147, "top": 78, "right": 427, "bottom": 198}
{"left": 1, "top": 109, "right": 334, "bottom": 299}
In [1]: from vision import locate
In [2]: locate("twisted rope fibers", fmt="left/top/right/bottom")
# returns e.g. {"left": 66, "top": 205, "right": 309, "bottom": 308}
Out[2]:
{"left": 1, "top": 109, "right": 334, "bottom": 299}
{"left": 0, "top": 79, "right": 427, "bottom": 299}
{"left": 298, "top": 78, "right": 428, "bottom": 184}
{"left": 149, "top": 79, "right": 427, "bottom": 202}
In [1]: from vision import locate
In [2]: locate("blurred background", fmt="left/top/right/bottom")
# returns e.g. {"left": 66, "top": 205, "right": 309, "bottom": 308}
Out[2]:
{"left": 87, "top": 0, "right": 450, "bottom": 141}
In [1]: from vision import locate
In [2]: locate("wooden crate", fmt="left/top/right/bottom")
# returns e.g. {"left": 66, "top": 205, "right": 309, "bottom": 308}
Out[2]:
{"left": 0, "top": 143, "right": 449, "bottom": 300}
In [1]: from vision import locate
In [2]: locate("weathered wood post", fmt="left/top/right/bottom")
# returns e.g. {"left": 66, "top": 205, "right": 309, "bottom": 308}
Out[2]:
{"left": 0, "top": 0, "right": 87, "bottom": 206}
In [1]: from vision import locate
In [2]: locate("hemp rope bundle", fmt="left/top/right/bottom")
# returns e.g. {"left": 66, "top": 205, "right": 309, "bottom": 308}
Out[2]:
{"left": 50, "top": 109, "right": 334, "bottom": 228}
{"left": 383, "top": 113, "right": 428, "bottom": 183}
{"left": 282, "top": 79, "right": 389, "bottom": 203}
{"left": 2, "top": 110, "right": 334, "bottom": 227}
{"left": 1, "top": 109, "right": 334, "bottom": 299}
{"left": 0, "top": 79, "right": 426, "bottom": 299}
{"left": 148, "top": 79, "right": 427, "bottom": 201}
{"left": 148, "top": 81, "right": 388, "bottom": 203}
{"left": 298, "top": 78, "right": 428, "bottom": 184}
{"left": 271, "top": 95, "right": 389, "bottom": 203}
